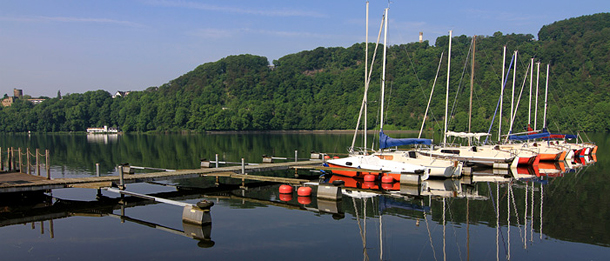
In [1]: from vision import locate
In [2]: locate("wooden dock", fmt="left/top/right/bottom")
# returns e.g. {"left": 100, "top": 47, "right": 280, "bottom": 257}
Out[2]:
{"left": 0, "top": 160, "right": 321, "bottom": 193}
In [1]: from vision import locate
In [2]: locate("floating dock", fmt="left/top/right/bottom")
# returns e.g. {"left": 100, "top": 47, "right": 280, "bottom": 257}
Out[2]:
{"left": 0, "top": 160, "right": 320, "bottom": 193}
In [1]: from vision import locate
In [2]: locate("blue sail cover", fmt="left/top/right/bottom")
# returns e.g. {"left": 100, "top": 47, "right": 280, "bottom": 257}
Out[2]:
{"left": 508, "top": 129, "right": 577, "bottom": 141}
{"left": 508, "top": 131, "right": 551, "bottom": 141}
{"left": 545, "top": 133, "right": 577, "bottom": 140}
{"left": 379, "top": 130, "right": 431, "bottom": 149}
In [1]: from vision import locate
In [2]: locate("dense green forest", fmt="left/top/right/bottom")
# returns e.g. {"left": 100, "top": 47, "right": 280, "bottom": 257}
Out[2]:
{"left": 1, "top": 13, "right": 609, "bottom": 134}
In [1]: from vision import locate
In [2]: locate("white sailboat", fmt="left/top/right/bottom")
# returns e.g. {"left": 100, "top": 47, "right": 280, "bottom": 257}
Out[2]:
{"left": 419, "top": 40, "right": 540, "bottom": 168}
{"left": 328, "top": 6, "right": 461, "bottom": 181}
{"left": 503, "top": 62, "right": 576, "bottom": 161}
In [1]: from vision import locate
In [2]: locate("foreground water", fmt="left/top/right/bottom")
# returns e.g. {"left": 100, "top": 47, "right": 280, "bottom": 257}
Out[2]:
{"left": 0, "top": 132, "right": 608, "bottom": 260}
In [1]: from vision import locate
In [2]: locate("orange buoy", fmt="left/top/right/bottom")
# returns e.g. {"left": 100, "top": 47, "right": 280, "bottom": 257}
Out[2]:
{"left": 279, "top": 184, "right": 293, "bottom": 194}
{"left": 381, "top": 183, "right": 394, "bottom": 190}
{"left": 381, "top": 175, "right": 394, "bottom": 183}
{"left": 324, "top": 155, "right": 331, "bottom": 159}
{"left": 364, "top": 174, "right": 375, "bottom": 182}
{"left": 279, "top": 193, "right": 293, "bottom": 202}
{"left": 362, "top": 181, "right": 376, "bottom": 189}
{"left": 298, "top": 196, "right": 312, "bottom": 205}
{"left": 297, "top": 186, "right": 312, "bottom": 196}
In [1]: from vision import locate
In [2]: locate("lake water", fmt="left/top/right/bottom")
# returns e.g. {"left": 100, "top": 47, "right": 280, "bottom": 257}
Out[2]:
{"left": 1, "top": 132, "right": 609, "bottom": 260}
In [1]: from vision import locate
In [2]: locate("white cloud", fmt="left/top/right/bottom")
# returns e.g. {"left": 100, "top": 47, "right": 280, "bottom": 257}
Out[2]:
{"left": 0, "top": 16, "right": 144, "bottom": 27}
{"left": 145, "top": 0, "right": 327, "bottom": 18}
{"left": 187, "top": 27, "right": 337, "bottom": 40}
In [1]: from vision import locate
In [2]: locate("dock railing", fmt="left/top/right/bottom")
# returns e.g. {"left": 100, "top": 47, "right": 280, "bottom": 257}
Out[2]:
{"left": 0, "top": 147, "right": 50, "bottom": 179}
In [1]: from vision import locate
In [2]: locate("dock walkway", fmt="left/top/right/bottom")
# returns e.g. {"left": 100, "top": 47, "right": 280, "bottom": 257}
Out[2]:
{"left": 0, "top": 160, "right": 321, "bottom": 193}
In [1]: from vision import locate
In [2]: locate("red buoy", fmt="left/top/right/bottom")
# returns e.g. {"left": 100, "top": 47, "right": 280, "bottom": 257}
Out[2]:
{"left": 298, "top": 196, "right": 312, "bottom": 205}
{"left": 297, "top": 186, "right": 312, "bottom": 196}
{"left": 381, "top": 175, "right": 394, "bottom": 183}
{"left": 324, "top": 155, "right": 331, "bottom": 159}
{"left": 279, "top": 194, "right": 293, "bottom": 202}
{"left": 381, "top": 183, "right": 394, "bottom": 190}
{"left": 279, "top": 184, "right": 293, "bottom": 194}
{"left": 364, "top": 174, "right": 375, "bottom": 182}
{"left": 333, "top": 156, "right": 340, "bottom": 159}
{"left": 362, "top": 181, "right": 376, "bottom": 189}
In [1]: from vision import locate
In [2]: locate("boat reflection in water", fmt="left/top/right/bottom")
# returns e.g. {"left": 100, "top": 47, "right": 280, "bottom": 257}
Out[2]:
{"left": 86, "top": 133, "right": 120, "bottom": 144}
{"left": 319, "top": 155, "right": 597, "bottom": 260}
{"left": 0, "top": 153, "right": 600, "bottom": 260}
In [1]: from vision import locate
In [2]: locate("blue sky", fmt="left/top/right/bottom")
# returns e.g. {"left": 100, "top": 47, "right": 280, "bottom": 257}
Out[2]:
{"left": 1, "top": 0, "right": 607, "bottom": 97}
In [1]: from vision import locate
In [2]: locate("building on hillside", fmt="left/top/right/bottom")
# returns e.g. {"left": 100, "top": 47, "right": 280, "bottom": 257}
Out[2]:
{"left": 112, "top": 91, "right": 131, "bottom": 98}
{"left": 2, "top": 88, "right": 47, "bottom": 106}
{"left": 14, "top": 88, "right": 23, "bottom": 98}
{"left": 2, "top": 97, "right": 14, "bottom": 107}
{"left": 28, "top": 98, "right": 46, "bottom": 105}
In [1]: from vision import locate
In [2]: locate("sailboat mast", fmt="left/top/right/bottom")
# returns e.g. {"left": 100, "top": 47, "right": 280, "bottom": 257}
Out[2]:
{"left": 364, "top": 1, "right": 369, "bottom": 152}
{"left": 469, "top": 36, "right": 475, "bottom": 135}
{"left": 443, "top": 30, "right": 452, "bottom": 145}
{"left": 511, "top": 50, "right": 517, "bottom": 128}
{"left": 380, "top": 7, "right": 388, "bottom": 131}
{"left": 527, "top": 58, "right": 534, "bottom": 127}
{"left": 534, "top": 62, "right": 540, "bottom": 130}
{"left": 543, "top": 63, "right": 549, "bottom": 129}
{"left": 499, "top": 46, "right": 506, "bottom": 142}
{"left": 419, "top": 52, "right": 444, "bottom": 139}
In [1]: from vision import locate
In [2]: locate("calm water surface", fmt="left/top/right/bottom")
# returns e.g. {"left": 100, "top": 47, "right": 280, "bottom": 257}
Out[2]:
{"left": 0, "top": 133, "right": 609, "bottom": 260}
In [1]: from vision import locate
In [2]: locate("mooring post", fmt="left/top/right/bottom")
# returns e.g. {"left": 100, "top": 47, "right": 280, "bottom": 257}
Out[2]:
{"left": 18, "top": 148, "right": 22, "bottom": 173}
{"left": 27, "top": 148, "right": 31, "bottom": 175}
{"left": 36, "top": 149, "right": 40, "bottom": 176}
{"left": 11, "top": 147, "right": 15, "bottom": 171}
{"left": 7, "top": 148, "right": 11, "bottom": 171}
{"left": 215, "top": 154, "right": 219, "bottom": 168}
{"left": 241, "top": 158, "right": 245, "bottom": 174}
{"left": 49, "top": 219, "right": 54, "bottom": 239}
{"left": 120, "top": 203, "right": 125, "bottom": 223}
{"left": 118, "top": 165, "right": 125, "bottom": 190}
{"left": 96, "top": 163, "right": 100, "bottom": 177}
{"left": 45, "top": 149, "right": 50, "bottom": 179}
{"left": 295, "top": 150, "right": 298, "bottom": 163}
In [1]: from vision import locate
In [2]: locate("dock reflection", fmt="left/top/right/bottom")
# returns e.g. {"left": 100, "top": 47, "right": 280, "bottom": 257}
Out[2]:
{"left": 0, "top": 155, "right": 598, "bottom": 257}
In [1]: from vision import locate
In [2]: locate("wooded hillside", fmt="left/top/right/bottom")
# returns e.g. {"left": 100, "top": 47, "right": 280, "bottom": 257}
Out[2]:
{"left": 1, "top": 13, "right": 609, "bottom": 134}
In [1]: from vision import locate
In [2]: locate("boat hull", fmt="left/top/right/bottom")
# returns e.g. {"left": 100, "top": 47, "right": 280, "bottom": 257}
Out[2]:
{"left": 326, "top": 155, "right": 430, "bottom": 180}
{"left": 517, "top": 154, "right": 540, "bottom": 166}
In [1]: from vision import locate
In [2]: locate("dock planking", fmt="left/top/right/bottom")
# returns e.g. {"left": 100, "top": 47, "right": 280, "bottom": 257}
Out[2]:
{"left": 0, "top": 160, "right": 321, "bottom": 193}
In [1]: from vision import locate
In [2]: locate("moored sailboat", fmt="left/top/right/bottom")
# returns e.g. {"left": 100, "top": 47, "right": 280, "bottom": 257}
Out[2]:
{"left": 327, "top": 6, "right": 461, "bottom": 181}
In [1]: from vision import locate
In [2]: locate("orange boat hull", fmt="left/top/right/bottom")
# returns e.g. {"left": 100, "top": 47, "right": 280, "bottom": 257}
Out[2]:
{"left": 518, "top": 155, "right": 540, "bottom": 166}
{"left": 327, "top": 163, "right": 381, "bottom": 178}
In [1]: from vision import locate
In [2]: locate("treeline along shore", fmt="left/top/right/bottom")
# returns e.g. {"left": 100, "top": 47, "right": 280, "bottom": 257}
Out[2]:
{"left": 2, "top": 13, "right": 609, "bottom": 133}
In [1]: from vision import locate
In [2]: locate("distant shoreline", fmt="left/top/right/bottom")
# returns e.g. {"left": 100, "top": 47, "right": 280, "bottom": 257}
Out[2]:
{"left": 203, "top": 129, "right": 423, "bottom": 135}
{"left": 3, "top": 129, "right": 427, "bottom": 135}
